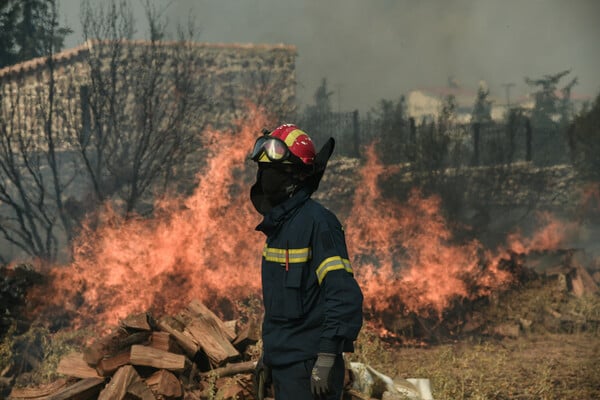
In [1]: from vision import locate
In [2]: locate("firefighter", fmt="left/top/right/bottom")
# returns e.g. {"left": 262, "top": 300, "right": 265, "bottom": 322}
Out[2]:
{"left": 249, "top": 124, "right": 364, "bottom": 400}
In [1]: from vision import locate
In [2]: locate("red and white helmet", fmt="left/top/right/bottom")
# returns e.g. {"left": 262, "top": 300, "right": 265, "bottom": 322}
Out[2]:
{"left": 250, "top": 124, "right": 316, "bottom": 166}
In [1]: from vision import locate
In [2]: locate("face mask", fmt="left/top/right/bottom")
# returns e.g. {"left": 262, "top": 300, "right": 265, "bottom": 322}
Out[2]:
{"left": 260, "top": 166, "right": 297, "bottom": 206}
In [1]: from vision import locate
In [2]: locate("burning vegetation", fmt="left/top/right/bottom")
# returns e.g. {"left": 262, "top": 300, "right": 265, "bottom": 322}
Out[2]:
{"left": 1, "top": 107, "right": 599, "bottom": 399}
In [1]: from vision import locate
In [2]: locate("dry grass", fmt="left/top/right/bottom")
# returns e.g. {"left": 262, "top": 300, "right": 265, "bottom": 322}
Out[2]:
{"left": 369, "top": 332, "right": 600, "bottom": 400}
{"left": 348, "top": 276, "right": 600, "bottom": 400}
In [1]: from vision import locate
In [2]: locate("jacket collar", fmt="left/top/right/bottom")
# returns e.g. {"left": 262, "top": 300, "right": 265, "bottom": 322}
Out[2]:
{"left": 255, "top": 187, "right": 311, "bottom": 235}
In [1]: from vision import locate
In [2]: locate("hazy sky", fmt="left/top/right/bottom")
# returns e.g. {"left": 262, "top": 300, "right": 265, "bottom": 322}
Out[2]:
{"left": 59, "top": 0, "right": 600, "bottom": 112}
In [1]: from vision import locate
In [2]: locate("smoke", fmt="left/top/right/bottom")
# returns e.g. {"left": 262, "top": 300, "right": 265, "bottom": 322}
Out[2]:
{"left": 59, "top": 0, "right": 600, "bottom": 111}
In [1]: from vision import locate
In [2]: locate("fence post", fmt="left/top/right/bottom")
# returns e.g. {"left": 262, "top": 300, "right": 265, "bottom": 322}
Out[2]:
{"left": 472, "top": 122, "right": 480, "bottom": 166}
{"left": 525, "top": 117, "right": 532, "bottom": 162}
{"left": 352, "top": 110, "right": 360, "bottom": 158}
{"left": 409, "top": 117, "right": 416, "bottom": 162}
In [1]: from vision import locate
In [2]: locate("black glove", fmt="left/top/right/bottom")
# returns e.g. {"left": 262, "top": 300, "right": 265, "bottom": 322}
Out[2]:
{"left": 310, "top": 353, "right": 336, "bottom": 398}
{"left": 253, "top": 355, "right": 272, "bottom": 400}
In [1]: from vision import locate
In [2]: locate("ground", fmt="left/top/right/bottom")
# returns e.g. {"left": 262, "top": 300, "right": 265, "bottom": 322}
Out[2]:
{"left": 361, "top": 332, "right": 600, "bottom": 400}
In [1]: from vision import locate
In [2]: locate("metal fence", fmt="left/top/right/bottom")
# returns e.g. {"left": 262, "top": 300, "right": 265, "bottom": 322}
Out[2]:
{"left": 298, "top": 110, "right": 568, "bottom": 167}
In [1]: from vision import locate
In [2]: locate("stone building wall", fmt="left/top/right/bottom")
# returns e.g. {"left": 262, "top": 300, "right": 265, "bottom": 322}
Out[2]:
{"left": 0, "top": 39, "right": 297, "bottom": 148}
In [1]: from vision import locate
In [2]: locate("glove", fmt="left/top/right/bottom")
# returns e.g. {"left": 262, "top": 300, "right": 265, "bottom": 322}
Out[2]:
{"left": 310, "top": 353, "right": 336, "bottom": 398}
{"left": 253, "top": 355, "right": 271, "bottom": 400}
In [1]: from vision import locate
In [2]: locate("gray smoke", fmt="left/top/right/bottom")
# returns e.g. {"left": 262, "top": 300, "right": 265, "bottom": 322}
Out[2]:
{"left": 60, "top": 0, "right": 600, "bottom": 112}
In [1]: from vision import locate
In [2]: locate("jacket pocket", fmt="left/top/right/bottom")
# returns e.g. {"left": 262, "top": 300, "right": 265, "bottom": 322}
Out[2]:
{"left": 271, "top": 264, "right": 304, "bottom": 320}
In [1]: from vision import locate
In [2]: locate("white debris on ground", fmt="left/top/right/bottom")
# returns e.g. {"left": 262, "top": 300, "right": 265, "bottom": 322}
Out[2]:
{"left": 350, "top": 362, "right": 434, "bottom": 400}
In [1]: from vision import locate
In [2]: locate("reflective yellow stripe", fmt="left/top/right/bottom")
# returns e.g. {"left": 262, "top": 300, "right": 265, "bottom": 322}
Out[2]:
{"left": 263, "top": 244, "right": 311, "bottom": 264}
{"left": 316, "top": 256, "right": 353, "bottom": 284}
{"left": 283, "top": 129, "right": 304, "bottom": 147}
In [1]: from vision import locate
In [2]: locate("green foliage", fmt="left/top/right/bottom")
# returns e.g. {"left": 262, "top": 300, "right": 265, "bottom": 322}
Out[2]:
{"left": 471, "top": 83, "right": 492, "bottom": 124}
{"left": 5, "top": 325, "right": 89, "bottom": 387}
{"left": 569, "top": 93, "right": 600, "bottom": 182}
{"left": 0, "top": 0, "right": 72, "bottom": 68}
{"left": 370, "top": 96, "right": 408, "bottom": 165}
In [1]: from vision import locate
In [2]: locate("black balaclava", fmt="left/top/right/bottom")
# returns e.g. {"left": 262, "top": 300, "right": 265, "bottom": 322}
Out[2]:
{"left": 250, "top": 163, "right": 302, "bottom": 215}
{"left": 249, "top": 137, "right": 335, "bottom": 215}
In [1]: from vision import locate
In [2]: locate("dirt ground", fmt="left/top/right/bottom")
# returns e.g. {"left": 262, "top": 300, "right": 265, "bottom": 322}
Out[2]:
{"left": 351, "top": 330, "right": 600, "bottom": 400}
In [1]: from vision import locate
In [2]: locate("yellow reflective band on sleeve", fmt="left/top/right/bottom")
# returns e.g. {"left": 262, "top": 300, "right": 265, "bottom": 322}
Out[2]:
{"left": 262, "top": 244, "right": 312, "bottom": 264}
{"left": 316, "top": 256, "right": 353, "bottom": 284}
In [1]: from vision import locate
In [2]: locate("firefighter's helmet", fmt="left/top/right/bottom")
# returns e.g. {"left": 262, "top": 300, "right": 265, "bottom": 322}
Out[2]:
{"left": 250, "top": 124, "right": 316, "bottom": 166}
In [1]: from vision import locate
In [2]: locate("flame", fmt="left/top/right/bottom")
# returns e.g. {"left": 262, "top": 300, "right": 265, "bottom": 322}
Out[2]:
{"left": 29, "top": 106, "right": 271, "bottom": 329}
{"left": 345, "top": 145, "right": 576, "bottom": 322}
{"left": 26, "top": 112, "right": 581, "bottom": 335}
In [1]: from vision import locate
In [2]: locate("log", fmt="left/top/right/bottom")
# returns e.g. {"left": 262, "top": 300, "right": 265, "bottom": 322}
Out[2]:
{"left": 130, "top": 345, "right": 186, "bottom": 372}
{"left": 98, "top": 365, "right": 138, "bottom": 400}
{"left": 9, "top": 378, "right": 67, "bottom": 399}
{"left": 126, "top": 379, "right": 156, "bottom": 400}
{"left": 145, "top": 370, "right": 182, "bottom": 398}
{"left": 96, "top": 350, "right": 131, "bottom": 376}
{"left": 186, "top": 299, "right": 236, "bottom": 342}
{"left": 119, "top": 312, "right": 152, "bottom": 331}
{"left": 149, "top": 331, "right": 182, "bottom": 354}
{"left": 46, "top": 377, "right": 105, "bottom": 400}
{"left": 57, "top": 352, "right": 102, "bottom": 379}
{"left": 83, "top": 330, "right": 151, "bottom": 366}
{"left": 215, "top": 377, "right": 246, "bottom": 400}
{"left": 157, "top": 316, "right": 199, "bottom": 357}
{"left": 184, "top": 318, "right": 240, "bottom": 366}
{"left": 223, "top": 320, "right": 238, "bottom": 339}
{"left": 199, "top": 361, "right": 257, "bottom": 378}
{"left": 233, "top": 317, "right": 261, "bottom": 349}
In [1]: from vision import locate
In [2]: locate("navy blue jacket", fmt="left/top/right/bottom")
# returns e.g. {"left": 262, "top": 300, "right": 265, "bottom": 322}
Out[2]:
{"left": 256, "top": 188, "right": 363, "bottom": 366}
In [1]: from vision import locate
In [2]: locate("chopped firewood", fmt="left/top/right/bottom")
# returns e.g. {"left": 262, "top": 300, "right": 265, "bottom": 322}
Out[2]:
{"left": 186, "top": 299, "right": 236, "bottom": 342}
{"left": 145, "top": 370, "right": 182, "bottom": 398}
{"left": 223, "top": 320, "right": 238, "bottom": 339}
{"left": 149, "top": 331, "right": 183, "bottom": 354}
{"left": 215, "top": 377, "right": 247, "bottom": 400}
{"left": 119, "top": 312, "right": 152, "bottom": 331}
{"left": 125, "top": 379, "right": 156, "bottom": 400}
{"left": 96, "top": 350, "right": 131, "bottom": 376}
{"left": 57, "top": 352, "right": 102, "bottom": 379}
{"left": 157, "top": 316, "right": 199, "bottom": 357}
{"left": 199, "top": 361, "right": 256, "bottom": 378}
{"left": 9, "top": 378, "right": 67, "bottom": 398}
{"left": 98, "top": 365, "right": 139, "bottom": 400}
{"left": 46, "top": 377, "right": 105, "bottom": 400}
{"left": 83, "top": 330, "right": 151, "bottom": 366}
{"left": 183, "top": 317, "right": 240, "bottom": 367}
{"left": 130, "top": 345, "right": 186, "bottom": 372}
{"left": 233, "top": 317, "right": 261, "bottom": 349}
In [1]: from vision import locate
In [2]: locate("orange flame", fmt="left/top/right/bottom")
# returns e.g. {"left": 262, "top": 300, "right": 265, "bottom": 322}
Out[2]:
{"left": 26, "top": 113, "right": 581, "bottom": 334}
{"left": 29, "top": 106, "right": 270, "bottom": 329}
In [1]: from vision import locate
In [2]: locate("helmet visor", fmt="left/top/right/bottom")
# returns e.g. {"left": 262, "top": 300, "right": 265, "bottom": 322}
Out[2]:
{"left": 250, "top": 136, "right": 290, "bottom": 162}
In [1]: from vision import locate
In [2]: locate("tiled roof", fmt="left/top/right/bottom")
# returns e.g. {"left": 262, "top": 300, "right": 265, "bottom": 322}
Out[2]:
{"left": 0, "top": 39, "right": 297, "bottom": 80}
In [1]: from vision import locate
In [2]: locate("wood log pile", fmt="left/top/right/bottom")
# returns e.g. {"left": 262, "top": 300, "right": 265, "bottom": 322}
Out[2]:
{"left": 8, "top": 299, "right": 264, "bottom": 400}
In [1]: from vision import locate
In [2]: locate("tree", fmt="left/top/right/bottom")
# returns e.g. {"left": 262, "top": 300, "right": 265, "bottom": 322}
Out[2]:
{"left": 62, "top": 0, "right": 212, "bottom": 217}
{"left": 369, "top": 96, "right": 407, "bottom": 164}
{"left": 471, "top": 81, "right": 492, "bottom": 125}
{"left": 0, "top": 3, "right": 76, "bottom": 262}
{"left": 525, "top": 69, "right": 575, "bottom": 165}
{"left": 525, "top": 69, "right": 571, "bottom": 128}
{"left": 569, "top": 93, "right": 600, "bottom": 182}
{"left": 0, "top": 0, "right": 72, "bottom": 68}
{"left": 300, "top": 78, "right": 335, "bottom": 148}
{"left": 0, "top": 0, "right": 212, "bottom": 262}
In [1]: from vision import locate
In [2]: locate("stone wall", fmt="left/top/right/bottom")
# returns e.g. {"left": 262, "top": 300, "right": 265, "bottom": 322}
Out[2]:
{"left": 315, "top": 157, "right": 585, "bottom": 223}
{"left": 0, "top": 39, "right": 297, "bottom": 147}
